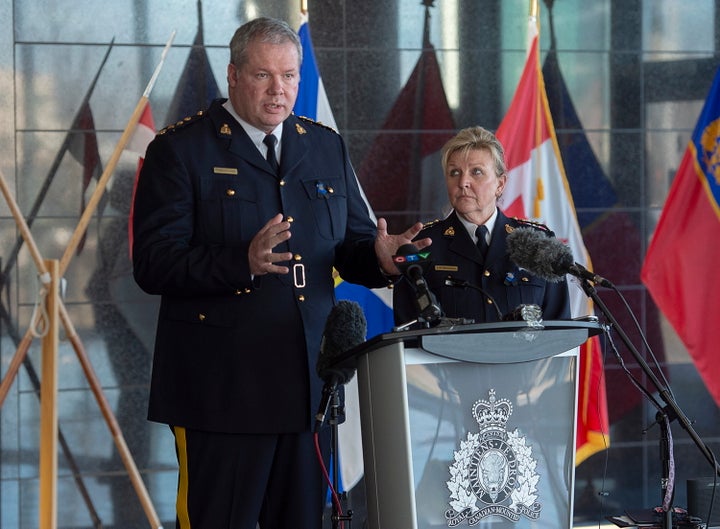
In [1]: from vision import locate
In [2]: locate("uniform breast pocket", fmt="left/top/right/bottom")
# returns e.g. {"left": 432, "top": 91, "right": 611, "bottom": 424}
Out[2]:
{"left": 514, "top": 273, "right": 547, "bottom": 307}
{"left": 301, "top": 178, "right": 346, "bottom": 240}
{"left": 199, "top": 175, "right": 259, "bottom": 244}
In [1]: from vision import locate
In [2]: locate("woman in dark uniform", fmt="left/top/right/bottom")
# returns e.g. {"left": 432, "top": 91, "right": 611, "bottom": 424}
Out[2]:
{"left": 393, "top": 126, "right": 571, "bottom": 326}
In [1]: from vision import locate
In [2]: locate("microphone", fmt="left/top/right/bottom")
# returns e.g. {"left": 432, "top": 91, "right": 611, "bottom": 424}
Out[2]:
{"left": 506, "top": 227, "right": 613, "bottom": 287}
{"left": 314, "top": 300, "right": 367, "bottom": 432}
{"left": 443, "top": 277, "right": 504, "bottom": 321}
{"left": 393, "top": 243, "right": 443, "bottom": 325}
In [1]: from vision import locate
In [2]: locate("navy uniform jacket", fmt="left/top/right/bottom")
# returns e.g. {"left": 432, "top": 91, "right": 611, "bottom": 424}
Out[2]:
{"left": 132, "top": 99, "right": 388, "bottom": 434}
{"left": 393, "top": 209, "right": 571, "bottom": 326}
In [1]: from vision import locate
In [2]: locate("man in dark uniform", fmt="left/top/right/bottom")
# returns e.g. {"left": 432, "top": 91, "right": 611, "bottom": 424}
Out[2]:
{"left": 132, "top": 17, "right": 429, "bottom": 529}
{"left": 393, "top": 126, "right": 571, "bottom": 326}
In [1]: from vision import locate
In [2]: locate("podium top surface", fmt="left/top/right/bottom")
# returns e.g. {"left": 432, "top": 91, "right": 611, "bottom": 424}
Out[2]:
{"left": 332, "top": 319, "right": 605, "bottom": 365}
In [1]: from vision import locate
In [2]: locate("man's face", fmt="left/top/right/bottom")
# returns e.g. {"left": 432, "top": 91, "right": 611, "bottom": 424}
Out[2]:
{"left": 227, "top": 38, "right": 300, "bottom": 133}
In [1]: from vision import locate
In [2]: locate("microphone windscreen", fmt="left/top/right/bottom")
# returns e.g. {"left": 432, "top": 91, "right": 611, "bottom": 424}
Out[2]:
{"left": 317, "top": 300, "right": 367, "bottom": 383}
{"left": 506, "top": 227, "right": 573, "bottom": 282}
{"left": 396, "top": 243, "right": 419, "bottom": 256}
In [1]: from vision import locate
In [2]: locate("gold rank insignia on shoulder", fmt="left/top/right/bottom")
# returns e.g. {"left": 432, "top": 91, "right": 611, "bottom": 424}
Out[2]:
{"left": 158, "top": 110, "right": 205, "bottom": 135}
{"left": 295, "top": 123, "right": 307, "bottom": 135}
{"left": 297, "top": 114, "right": 338, "bottom": 133}
{"left": 220, "top": 123, "right": 232, "bottom": 136}
{"left": 443, "top": 226, "right": 455, "bottom": 236}
{"left": 513, "top": 216, "right": 550, "bottom": 231}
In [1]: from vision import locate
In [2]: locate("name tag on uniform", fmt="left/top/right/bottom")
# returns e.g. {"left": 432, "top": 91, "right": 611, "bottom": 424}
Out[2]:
{"left": 435, "top": 265, "right": 458, "bottom": 272}
{"left": 213, "top": 166, "right": 238, "bottom": 175}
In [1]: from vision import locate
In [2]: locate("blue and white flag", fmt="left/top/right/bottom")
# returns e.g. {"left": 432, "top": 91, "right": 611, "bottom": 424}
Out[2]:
{"left": 294, "top": 17, "right": 394, "bottom": 492}
{"left": 295, "top": 21, "right": 338, "bottom": 131}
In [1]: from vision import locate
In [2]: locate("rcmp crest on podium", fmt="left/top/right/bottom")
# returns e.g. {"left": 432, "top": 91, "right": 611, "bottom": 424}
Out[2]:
{"left": 445, "top": 389, "right": 542, "bottom": 526}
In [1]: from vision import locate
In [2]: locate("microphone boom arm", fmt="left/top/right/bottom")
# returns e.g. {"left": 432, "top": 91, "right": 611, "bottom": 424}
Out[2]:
{"left": 578, "top": 278, "right": 720, "bottom": 479}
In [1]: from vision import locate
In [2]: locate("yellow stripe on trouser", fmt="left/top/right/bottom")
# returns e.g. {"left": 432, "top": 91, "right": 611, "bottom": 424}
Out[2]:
{"left": 174, "top": 426, "right": 191, "bottom": 529}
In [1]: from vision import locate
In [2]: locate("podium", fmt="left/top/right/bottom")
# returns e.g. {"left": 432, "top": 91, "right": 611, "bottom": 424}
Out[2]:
{"left": 348, "top": 320, "right": 602, "bottom": 529}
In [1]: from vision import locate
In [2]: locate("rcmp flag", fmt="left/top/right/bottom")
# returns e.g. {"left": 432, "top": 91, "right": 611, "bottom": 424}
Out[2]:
{"left": 641, "top": 66, "right": 720, "bottom": 406}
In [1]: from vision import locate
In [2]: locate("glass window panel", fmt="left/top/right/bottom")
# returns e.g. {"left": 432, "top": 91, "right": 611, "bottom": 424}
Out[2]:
{"left": 642, "top": 0, "right": 714, "bottom": 60}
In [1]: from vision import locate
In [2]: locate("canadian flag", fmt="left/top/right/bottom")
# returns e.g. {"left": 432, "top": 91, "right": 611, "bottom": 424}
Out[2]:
{"left": 496, "top": 24, "right": 609, "bottom": 463}
{"left": 126, "top": 103, "right": 155, "bottom": 258}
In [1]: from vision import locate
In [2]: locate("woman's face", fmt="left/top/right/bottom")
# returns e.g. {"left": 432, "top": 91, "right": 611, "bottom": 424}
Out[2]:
{"left": 445, "top": 147, "right": 506, "bottom": 224}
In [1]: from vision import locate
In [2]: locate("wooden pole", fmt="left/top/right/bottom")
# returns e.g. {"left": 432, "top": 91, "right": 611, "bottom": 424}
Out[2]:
{"left": 59, "top": 30, "right": 175, "bottom": 276}
{"left": 39, "top": 259, "right": 59, "bottom": 529}
{"left": 59, "top": 302, "right": 162, "bottom": 528}
{"left": 0, "top": 175, "right": 102, "bottom": 526}
{"left": 58, "top": 95, "right": 148, "bottom": 275}
{"left": 0, "top": 39, "right": 114, "bottom": 282}
{"left": 0, "top": 167, "right": 52, "bottom": 406}
{"left": 0, "top": 167, "right": 163, "bottom": 527}
{"left": 0, "top": 327, "right": 34, "bottom": 406}
{"left": 0, "top": 31, "right": 174, "bottom": 528}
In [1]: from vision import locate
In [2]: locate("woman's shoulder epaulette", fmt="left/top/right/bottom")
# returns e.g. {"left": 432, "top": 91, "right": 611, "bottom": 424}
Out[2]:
{"left": 296, "top": 114, "right": 338, "bottom": 134}
{"left": 157, "top": 110, "right": 206, "bottom": 135}
{"left": 422, "top": 218, "right": 441, "bottom": 229}
{"left": 512, "top": 217, "right": 551, "bottom": 232}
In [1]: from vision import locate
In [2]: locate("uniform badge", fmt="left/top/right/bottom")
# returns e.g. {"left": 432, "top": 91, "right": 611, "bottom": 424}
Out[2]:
{"left": 213, "top": 167, "right": 238, "bottom": 175}
{"left": 435, "top": 265, "right": 459, "bottom": 272}
{"left": 220, "top": 123, "right": 232, "bottom": 136}
{"left": 446, "top": 389, "right": 542, "bottom": 526}
{"left": 443, "top": 226, "right": 456, "bottom": 237}
{"left": 505, "top": 224, "right": 514, "bottom": 233}
{"left": 295, "top": 123, "right": 307, "bottom": 135}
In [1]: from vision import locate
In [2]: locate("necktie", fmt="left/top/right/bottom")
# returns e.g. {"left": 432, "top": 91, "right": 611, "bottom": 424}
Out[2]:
{"left": 475, "top": 225, "right": 489, "bottom": 259}
{"left": 263, "top": 134, "right": 279, "bottom": 175}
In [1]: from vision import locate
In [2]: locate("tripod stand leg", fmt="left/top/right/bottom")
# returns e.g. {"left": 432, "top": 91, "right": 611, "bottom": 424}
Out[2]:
{"left": 0, "top": 303, "right": 103, "bottom": 527}
{"left": 0, "top": 326, "right": 33, "bottom": 406}
{"left": 39, "top": 260, "right": 59, "bottom": 528}
{"left": 60, "top": 302, "right": 162, "bottom": 529}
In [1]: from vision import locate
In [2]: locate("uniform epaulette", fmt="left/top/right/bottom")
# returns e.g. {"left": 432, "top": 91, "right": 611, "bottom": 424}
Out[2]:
{"left": 157, "top": 110, "right": 206, "bottom": 135}
{"left": 513, "top": 217, "right": 551, "bottom": 232}
{"left": 422, "top": 219, "right": 441, "bottom": 229}
{"left": 296, "top": 114, "right": 338, "bottom": 134}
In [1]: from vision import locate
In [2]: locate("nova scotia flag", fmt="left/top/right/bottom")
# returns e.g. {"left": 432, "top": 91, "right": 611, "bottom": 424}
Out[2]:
{"left": 294, "top": 16, "right": 394, "bottom": 492}
{"left": 295, "top": 20, "right": 337, "bottom": 131}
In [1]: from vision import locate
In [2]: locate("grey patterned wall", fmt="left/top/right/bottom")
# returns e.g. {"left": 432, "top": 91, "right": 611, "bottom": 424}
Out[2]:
{"left": 1, "top": 0, "right": 719, "bottom": 527}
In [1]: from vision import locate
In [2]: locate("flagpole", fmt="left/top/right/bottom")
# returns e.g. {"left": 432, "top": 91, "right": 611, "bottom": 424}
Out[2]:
{"left": 528, "top": 0, "right": 545, "bottom": 218}
{"left": 3, "top": 31, "right": 174, "bottom": 529}
{"left": 528, "top": 0, "right": 538, "bottom": 52}
{"left": 406, "top": 1, "right": 433, "bottom": 222}
{"left": 0, "top": 39, "right": 115, "bottom": 286}
{"left": 0, "top": 164, "right": 163, "bottom": 527}
{"left": 58, "top": 30, "right": 175, "bottom": 277}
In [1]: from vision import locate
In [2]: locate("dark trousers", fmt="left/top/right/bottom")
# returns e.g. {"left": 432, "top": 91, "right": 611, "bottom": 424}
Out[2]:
{"left": 172, "top": 426, "right": 331, "bottom": 529}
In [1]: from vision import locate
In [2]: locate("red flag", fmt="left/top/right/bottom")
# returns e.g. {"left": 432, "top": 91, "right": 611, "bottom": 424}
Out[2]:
{"left": 68, "top": 101, "right": 103, "bottom": 253}
{"left": 496, "top": 28, "right": 609, "bottom": 464}
{"left": 126, "top": 104, "right": 156, "bottom": 257}
{"left": 357, "top": 8, "right": 455, "bottom": 230}
{"left": 641, "top": 67, "right": 720, "bottom": 406}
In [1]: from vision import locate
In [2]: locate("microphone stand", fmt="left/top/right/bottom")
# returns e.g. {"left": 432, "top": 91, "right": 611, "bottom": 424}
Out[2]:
{"left": 329, "top": 389, "right": 353, "bottom": 529}
{"left": 577, "top": 278, "right": 720, "bottom": 529}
